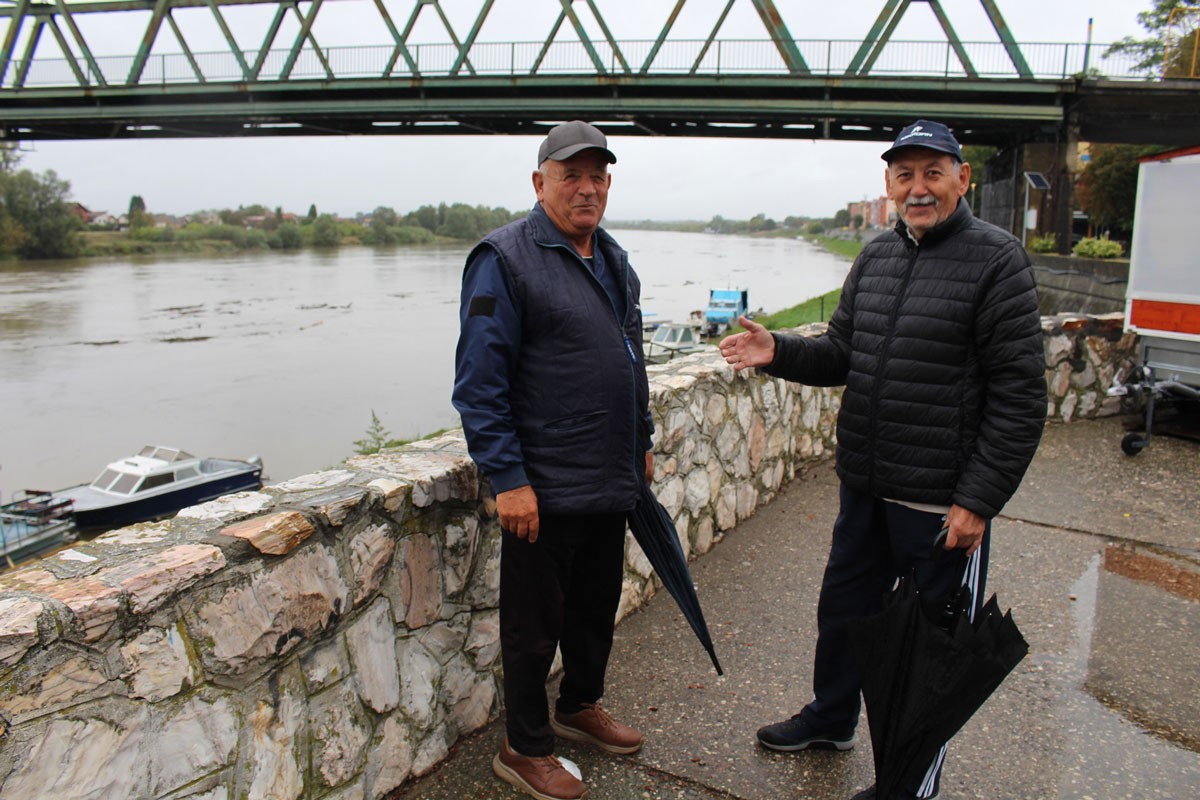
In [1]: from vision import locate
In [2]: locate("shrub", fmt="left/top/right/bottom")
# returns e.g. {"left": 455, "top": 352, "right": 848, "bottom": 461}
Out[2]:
{"left": 1072, "top": 236, "right": 1123, "bottom": 259}
{"left": 391, "top": 225, "right": 436, "bottom": 245}
{"left": 232, "top": 228, "right": 269, "bottom": 249}
{"left": 128, "top": 225, "right": 175, "bottom": 242}
{"left": 273, "top": 222, "right": 304, "bottom": 250}
{"left": 1029, "top": 233, "right": 1057, "bottom": 253}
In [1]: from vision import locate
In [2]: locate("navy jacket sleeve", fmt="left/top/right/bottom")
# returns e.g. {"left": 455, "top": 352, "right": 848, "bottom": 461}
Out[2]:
{"left": 451, "top": 247, "right": 529, "bottom": 493}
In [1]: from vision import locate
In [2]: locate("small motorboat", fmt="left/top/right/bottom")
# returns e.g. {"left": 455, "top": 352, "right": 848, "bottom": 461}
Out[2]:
{"left": 644, "top": 322, "right": 708, "bottom": 364}
{"left": 1, "top": 490, "right": 77, "bottom": 567}
{"left": 54, "top": 445, "right": 264, "bottom": 533}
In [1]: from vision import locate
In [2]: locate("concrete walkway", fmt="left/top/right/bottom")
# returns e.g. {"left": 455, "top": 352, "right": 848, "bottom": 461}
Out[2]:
{"left": 392, "top": 417, "right": 1200, "bottom": 799}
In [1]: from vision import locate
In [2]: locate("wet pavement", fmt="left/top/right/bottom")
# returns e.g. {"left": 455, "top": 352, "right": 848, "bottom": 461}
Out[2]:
{"left": 392, "top": 416, "right": 1200, "bottom": 800}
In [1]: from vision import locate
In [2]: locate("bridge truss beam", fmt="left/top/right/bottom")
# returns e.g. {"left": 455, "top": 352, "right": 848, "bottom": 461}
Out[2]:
{"left": 0, "top": 1, "right": 1196, "bottom": 148}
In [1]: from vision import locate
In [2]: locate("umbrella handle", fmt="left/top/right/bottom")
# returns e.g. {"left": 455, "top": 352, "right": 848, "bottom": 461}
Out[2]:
{"left": 931, "top": 526, "right": 971, "bottom": 628}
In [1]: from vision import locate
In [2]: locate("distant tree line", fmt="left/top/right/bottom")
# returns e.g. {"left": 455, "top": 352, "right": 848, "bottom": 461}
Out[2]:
{"left": 96, "top": 199, "right": 529, "bottom": 255}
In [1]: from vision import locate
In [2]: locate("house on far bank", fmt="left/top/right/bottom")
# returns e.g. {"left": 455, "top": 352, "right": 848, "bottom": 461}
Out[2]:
{"left": 69, "top": 203, "right": 95, "bottom": 224}
{"left": 848, "top": 196, "right": 895, "bottom": 229}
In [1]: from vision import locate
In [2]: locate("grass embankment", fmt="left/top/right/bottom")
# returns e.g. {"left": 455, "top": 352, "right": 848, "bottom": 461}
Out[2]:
{"left": 745, "top": 288, "right": 842, "bottom": 331}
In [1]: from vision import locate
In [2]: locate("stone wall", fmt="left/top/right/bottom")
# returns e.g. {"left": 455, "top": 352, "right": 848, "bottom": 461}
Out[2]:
{"left": 0, "top": 316, "right": 1129, "bottom": 800}
{"left": 1030, "top": 254, "right": 1129, "bottom": 316}
{"left": 1042, "top": 312, "right": 1140, "bottom": 423}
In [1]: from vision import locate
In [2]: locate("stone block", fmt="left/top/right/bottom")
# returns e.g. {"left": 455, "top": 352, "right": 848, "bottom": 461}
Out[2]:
{"left": 150, "top": 696, "right": 239, "bottom": 796}
{"left": 193, "top": 546, "right": 349, "bottom": 673}
{"left": 245, "top": 693, "right": 304, "bottom": 799}
{"left": 1, "top": 716, "right": 151, "bottom": 799}
{"left": 300, "top": 485, "right": 367, "bottom": 527}
{"left": 346, "top": 599, "right": 401, "bottom": 714}
{"left": 465, "top": 610, "right": 501, "bottom": 669}
{"left": 121, "top": 623, "right": 197, "bottom": 701}
{"left": 3, "top": 567, "right": 122, "bottom": 644}
{"left": 310, "top": 684, "right": 371, "bottom": 789}
{"left": 176, "top": 491, "right": 274, "bottom": 524}
{"left": 399, "top": 534, "right": 442, "bottom": 630}
{"left": 0, "top": 597, "right": 45, "bottom": 662}
{"left": 3, "top": 654, "right": 111, "bottom": 722}
{"left": 366, "top": 477, "right": 411, "bottom": 515}
{"left": 221, "top": 511, "right": 316, "bottom": 556}
{"left": 349, "top": 522, "right": 397, "bottom": 607}
{"left": 368, "top": 715, "right": 413, "bottom": 799}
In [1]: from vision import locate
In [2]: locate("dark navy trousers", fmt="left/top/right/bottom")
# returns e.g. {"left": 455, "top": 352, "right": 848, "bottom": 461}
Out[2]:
{"left": 499, "top": 511, "right": 626, "bottom": 757}
{"left": 800, "top": 482, "right": 991, "bottom": 799}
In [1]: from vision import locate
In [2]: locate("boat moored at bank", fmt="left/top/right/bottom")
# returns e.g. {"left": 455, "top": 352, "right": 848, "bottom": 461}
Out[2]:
{"left": 54, "top": 446, "right": 264, "bottom": 533}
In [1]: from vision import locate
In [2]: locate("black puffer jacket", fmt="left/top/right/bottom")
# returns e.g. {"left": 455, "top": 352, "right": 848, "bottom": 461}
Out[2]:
{"left": 765, "top": 199, "right": 1046, "bottom": 518}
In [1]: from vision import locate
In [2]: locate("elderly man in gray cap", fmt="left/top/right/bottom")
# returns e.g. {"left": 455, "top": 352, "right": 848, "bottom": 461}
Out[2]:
{"left": 453, "top": 120, "right": 654, "bottom": 800}
{"left": 721, "top": 119, "right": 1047, "bottom": 799}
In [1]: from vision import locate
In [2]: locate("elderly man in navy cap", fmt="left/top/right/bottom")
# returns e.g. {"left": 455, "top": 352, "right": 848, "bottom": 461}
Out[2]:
{"left": 721, "top": 119, "right": 1047, "bottom": 799}
{"left": 453, "top": 120, "right": 654, "bottom": 800}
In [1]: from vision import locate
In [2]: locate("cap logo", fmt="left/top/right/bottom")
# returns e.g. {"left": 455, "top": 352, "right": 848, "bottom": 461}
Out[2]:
{"left": 901, "top": 126, "right": 933, "bottom": 140}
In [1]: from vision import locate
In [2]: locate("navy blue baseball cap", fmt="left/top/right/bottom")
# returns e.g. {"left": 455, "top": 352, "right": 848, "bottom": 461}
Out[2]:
{"left": 881, "top": 119, "right": 963, "bottom": 163}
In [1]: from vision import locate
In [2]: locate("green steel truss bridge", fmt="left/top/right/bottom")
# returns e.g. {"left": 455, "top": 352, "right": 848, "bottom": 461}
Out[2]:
{"left": 1, "top": 0, "right": 1198, "bottom": 147}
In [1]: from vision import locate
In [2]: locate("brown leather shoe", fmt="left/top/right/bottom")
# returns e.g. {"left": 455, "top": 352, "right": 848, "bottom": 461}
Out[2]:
{"left": 551, "top": 702, "right": 644, "bottom": 755}
{"left": 492, "top": 739, "right": 588, "bottom": 800}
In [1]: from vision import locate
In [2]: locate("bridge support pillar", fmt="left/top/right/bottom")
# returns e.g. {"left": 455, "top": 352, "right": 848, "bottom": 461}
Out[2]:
{"left": 980, "top": 135, "right": 1078, "bottom": 256}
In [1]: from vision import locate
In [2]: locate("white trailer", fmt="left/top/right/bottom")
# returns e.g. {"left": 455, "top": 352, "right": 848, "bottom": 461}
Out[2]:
{"left": 1110, "top": 145, "right": 1200, "bottom": 455}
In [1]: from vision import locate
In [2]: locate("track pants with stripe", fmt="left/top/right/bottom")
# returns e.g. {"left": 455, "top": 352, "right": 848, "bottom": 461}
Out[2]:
{"left": 798, "top": 482, "right": 991, "bottom": 799}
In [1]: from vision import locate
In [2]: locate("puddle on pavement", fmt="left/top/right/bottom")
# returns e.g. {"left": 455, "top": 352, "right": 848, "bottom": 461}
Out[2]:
{"left": 1070, "top": 543, "right": 1200, "bottom": 753}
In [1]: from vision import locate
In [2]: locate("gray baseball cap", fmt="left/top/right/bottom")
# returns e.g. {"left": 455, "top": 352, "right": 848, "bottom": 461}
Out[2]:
{"left": 537, "top": 120, "right": 617, "bottom": 166}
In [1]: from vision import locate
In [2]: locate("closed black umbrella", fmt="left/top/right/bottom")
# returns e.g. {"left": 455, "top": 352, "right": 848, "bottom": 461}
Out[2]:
{"left": 627, "top": 481, "right": 723, "bottom": 675}
{"left": 847, "top": 532, "right": 1028, "bottom": 799}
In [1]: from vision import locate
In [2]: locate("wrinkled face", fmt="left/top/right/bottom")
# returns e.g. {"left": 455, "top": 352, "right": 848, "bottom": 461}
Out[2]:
{"left": 885, "top": 148, "right": 971, "bottom": 240}
{"left": 533, "top": 150, "right": 611, "bottom": 246}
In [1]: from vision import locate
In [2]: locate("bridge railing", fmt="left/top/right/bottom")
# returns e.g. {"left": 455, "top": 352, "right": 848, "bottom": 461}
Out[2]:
{"left": 4, "top": 39, "right": 1147, "bottom": 89}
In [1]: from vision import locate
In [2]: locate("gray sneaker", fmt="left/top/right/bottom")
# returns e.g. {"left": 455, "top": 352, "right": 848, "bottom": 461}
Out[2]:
{"left": 755, "top": 714, "right": 855, "bottom": 752}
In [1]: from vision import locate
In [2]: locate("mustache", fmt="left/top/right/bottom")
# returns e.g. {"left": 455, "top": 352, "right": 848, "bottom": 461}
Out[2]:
{"left": 905, "top": 196, "right": 937, "bottom": 209}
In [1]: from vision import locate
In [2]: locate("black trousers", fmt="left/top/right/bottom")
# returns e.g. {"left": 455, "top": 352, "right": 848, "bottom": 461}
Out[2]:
{"left": 800, "top": 482, "right": 991, "bottom": 799}
{"left": 499, "top": 510, "right": 626, "bottom": 757}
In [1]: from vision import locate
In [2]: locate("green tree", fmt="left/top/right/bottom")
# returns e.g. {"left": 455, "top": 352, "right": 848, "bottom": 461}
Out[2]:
{"left": 1075, "top": 143, "right": 1167, "bottom": 234}
{"left": 306, "top": 203, "right": 318, "bottom": 223}
{"left": 833, "top": 208, "right": 851, "bottom": 228}
{"left": 369, "top": 206, "right": 399, "bottom": 245}
{"left": 1105, "top": 1, "right": 1199, "bottom": 76}
{"left": 961, "top": 144, "right": 997, "bottom": 216}
{"left": 311, "top": 213, "right": 341, "bottom": 247}
{"left": 406, "top": 204, "right": 440, "bottom": 232}
{"left": 128, "top": 194, "right": 152, "bottom": 229}
{"left": 0, "top": 166, "right": 83, "bottom": 258}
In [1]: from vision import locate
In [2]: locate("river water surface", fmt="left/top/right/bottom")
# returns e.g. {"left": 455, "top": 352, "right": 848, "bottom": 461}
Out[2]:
{"left": 0, "top": 230, "right": 851, "bottom": 495}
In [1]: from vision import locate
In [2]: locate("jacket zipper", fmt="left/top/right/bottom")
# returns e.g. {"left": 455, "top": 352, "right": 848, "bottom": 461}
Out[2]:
{"left": 869, "top": 244, "right": 919, "bottom": 492}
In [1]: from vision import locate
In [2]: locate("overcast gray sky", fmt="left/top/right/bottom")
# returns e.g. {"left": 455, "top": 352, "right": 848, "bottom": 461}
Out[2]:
{"left": 14, "top": 0, "right": 1153, "bottom": 222}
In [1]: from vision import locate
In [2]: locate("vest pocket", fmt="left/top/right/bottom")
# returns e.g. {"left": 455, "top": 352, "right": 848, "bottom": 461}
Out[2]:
{"left": 542, "top": 410, "right": 607, "bottom": 434}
